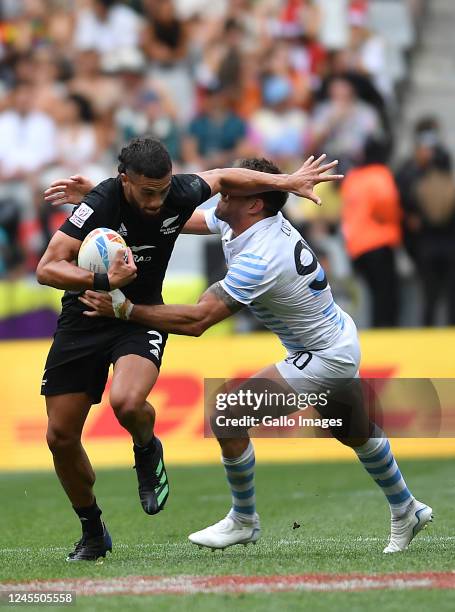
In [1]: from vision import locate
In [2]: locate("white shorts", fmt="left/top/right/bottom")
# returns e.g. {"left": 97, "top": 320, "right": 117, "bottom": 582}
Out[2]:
{"left": 275, "top": 313, "right": 361, "bottom": 394}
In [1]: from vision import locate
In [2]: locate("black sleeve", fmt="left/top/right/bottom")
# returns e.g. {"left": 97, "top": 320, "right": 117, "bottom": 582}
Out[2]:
{"left": 58, "top": 181, "right": 116, "bottom": 241}
{"left": 170, "top": 174, "right": 212, "bottom": 212}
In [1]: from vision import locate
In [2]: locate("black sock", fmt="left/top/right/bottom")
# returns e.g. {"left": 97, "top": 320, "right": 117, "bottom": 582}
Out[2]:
{"left": 73, "top": 499, "right": 103, "bottom": 538}
{"left": 134, "top": 435, "right": 156, "bottom": 455}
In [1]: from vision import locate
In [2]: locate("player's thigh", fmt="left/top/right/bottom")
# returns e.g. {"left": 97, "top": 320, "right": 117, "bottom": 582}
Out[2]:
{"left": 110, "top": 354, "right": 160, "bottom": 408}
{"left": 276, "top": 351, "right": 369, "bottom": 441}
{"left": 42, "top": 330, "right": 112, "bottom": 405}
{"left": 46, "top": 392, "right": 93, "bottom": 442}
{"left": 109, "top": 325, "right": 168, "bottom": 408}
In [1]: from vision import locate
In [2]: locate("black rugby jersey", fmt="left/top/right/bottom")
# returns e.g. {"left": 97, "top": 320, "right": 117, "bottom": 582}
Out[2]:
{"left": 57, "top": 173, "right": 211, "bottom": 330}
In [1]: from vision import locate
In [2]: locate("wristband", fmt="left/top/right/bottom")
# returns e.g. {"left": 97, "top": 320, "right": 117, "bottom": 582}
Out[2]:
{"left": 93, "top": 273, "right": 111, "bottom": 292}
{"left": 110, "top": 289, "right": 134, "bottom": 320}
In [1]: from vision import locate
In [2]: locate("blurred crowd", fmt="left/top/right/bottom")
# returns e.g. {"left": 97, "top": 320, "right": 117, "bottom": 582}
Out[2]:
{"left": 0, "top": 0, "right": 453, "bottom": 328}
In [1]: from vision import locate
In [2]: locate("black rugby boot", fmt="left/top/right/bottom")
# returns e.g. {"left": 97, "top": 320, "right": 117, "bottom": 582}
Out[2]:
{"left": 133, "top": 436, "right": 169, "bottom": 515}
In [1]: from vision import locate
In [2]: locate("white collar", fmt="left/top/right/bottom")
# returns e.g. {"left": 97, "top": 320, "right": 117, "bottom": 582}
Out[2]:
{"left": 223, "top": 213, "right": 281, "bottom": 256}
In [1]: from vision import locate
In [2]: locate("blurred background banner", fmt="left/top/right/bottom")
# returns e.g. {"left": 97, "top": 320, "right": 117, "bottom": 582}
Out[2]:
{"left": 1, "top": 329, "right": 455, "bottom": 471}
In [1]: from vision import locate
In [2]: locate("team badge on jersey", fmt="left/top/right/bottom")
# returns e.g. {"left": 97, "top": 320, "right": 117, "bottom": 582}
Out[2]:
{"left": 160, "top": 215, "right": 180, "bottom": 235}
{"left": 68, "top": 203, "right": 94, "bottom": 228}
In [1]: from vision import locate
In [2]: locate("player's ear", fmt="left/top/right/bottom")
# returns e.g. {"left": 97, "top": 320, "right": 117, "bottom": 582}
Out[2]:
{"left": 250, "top": 198, "right": 265, "bottom": 215}
{"left": 119, "top": 173, "right": 128, "bottom": 188}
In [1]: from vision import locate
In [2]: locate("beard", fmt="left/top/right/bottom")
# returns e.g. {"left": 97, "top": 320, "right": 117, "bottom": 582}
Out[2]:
{"left": 214, "top": 204, "right": 228, "bottom": 222}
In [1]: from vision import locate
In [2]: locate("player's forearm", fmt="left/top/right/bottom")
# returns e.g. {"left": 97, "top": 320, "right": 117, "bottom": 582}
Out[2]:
{"left": 36, "top": 260, "right": 95, "bottom": 291}
{"left": 130, "top": 303, "right": 209, "bottom": 336}
{"left": 218, "top": 168, "right": 292, "bottom": 195}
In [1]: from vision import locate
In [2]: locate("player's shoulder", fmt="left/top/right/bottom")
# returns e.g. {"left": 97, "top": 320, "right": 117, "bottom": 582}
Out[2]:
{"left": 251, "top": 213, "right": 295, "bottom": 254}
{"left": 247, "top": 214, "right": 300, "bottom": 276}
{"left": 86, "top": 176, "right": 121, "bottom": 202}
{"left": 167, "top": 174, "right": 211, "bottom": 210}
{"left": 66, "top": 177, "right": 122, "bottom": 230}
{"left": 80, "top": 177, "right": 122, "bottom": 213}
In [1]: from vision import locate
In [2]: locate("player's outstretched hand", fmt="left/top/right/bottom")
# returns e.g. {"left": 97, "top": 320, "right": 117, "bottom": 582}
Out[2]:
{"left": 44, "top": 175, "right": 94, "bottom": 206}
{"left": 79, "top": 291, "right": 115, "bottom": 318}
{"left": 108, "top": 248, "right": 137, "bottom": 289}
{"left": 289, "top": 154, "right": 344, "bottom": 205}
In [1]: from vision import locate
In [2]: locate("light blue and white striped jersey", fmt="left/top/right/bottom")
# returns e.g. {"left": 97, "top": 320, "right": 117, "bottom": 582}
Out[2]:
{"left": 205, "top": 208, "right": 348, "bottom": 352}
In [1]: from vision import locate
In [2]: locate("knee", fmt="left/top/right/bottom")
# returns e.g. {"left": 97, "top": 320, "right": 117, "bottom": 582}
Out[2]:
{"left": 46, "top": 425, "right": 81, "bottom": 455}
{"left": 110, "top": 391, "right": 148, "bottom": 426}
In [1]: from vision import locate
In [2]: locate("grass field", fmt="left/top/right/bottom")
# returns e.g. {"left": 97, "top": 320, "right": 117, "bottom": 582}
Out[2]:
{"left": 1, "top": 457, "right": 454, "bottom": 611}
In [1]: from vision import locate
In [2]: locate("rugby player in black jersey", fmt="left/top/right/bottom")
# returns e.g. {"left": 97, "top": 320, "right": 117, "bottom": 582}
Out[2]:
{"left": 40, "top": 137, "right": 340, "bottom": 561}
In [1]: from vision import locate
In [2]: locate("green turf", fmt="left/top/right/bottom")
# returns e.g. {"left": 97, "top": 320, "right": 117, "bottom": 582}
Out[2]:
{"left": 0, "top": 458, "right": 454, "bottom": 611}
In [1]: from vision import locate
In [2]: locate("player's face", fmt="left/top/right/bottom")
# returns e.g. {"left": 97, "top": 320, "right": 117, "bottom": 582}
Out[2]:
{"left": 121, "top": 172, "right": 172, "bottom": 217}
{"left": 215, "top": 193, "right": 260, "bottom": 225}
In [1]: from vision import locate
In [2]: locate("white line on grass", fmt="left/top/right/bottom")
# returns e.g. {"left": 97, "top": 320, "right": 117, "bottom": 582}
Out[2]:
{"left": 1, "top": 536, "right": 454, "bottom": 555}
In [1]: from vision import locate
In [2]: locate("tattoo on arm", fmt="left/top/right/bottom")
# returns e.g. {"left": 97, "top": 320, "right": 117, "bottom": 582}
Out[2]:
{"left": 206, "top": 282, "right": 245, "bottom": 313}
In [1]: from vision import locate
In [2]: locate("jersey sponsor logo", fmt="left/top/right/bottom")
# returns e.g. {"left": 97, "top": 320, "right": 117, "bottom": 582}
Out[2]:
{"left": 130, "top": 245, "right": 156, "bottom": 262}
{"left": 160, "top": 215, "right": 180, "bottom": 235}
{"left": 117, "top": 223, "right": 128, "bottom": 237}
{"left": 68, "top": 203, "right": 94, "bottom": 228}
{"left": 130, "top": 245, "right": 156, "bottom": 252}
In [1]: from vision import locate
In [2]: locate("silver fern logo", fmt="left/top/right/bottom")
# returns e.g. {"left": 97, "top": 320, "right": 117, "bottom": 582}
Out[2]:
{"left": 160, "top": 215, "right": 180, "bottom": 235}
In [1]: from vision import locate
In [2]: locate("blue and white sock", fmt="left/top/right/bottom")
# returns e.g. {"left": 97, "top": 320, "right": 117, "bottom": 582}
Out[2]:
{"left": 354, "top": 427, "right": 414, "bottom": 517}
{"left": 223, "top": 442, "right": 256, "bottom": 524}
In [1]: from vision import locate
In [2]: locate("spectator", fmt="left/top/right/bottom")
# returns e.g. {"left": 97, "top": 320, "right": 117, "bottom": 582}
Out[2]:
{"left": 69, "top": 49, "right": 123, "bottom": 117}
{"left": 345, "top": 1, "right": 393, "bottom": 101}
{"left": 311, "top": 75, "right": 381, "bottom": 164}
{"left": 142, "top": 0, "right": 188, "bottom": 65}
{"left": 262, "top": 0, "right": 321, "bottom": 41}
{"left": 40, "top": 93, "right": 109, "bottom": 247}
{"left": 52, "top": 94, "right": 104, "bottom": 175}
{"left": 183, "top": 85, "right": 246, "bottom": 169}
{"left": 317, "top": 0, "right": 349, "bottom": 51}
{"left": 0, "top": 198, "right": 24, "bottom": 278}
{"left": 412, "top": 151, "right": 455, "bottom": 326}
{"left": 318, "top": 50, "right": 392, "bottom": 144}
{"left": 261, "top": 40, "right": 314, "bottom": 107}
{"left": 28, "top": 47, "right": 66, "bottom": 116}
{"left": 396, "top": 117, "right": 453, "bottom": 262}
{"left": 0, "top": 81, "right": 57, "bottom": 181}
{"left": 247, "top": 74, "right": 309, "bottom": 166}
{"left": 73, "top": 0, "right": 142, "bottom": 57}
{"left": 217, "top": 19, "right": 244, "bottom": 94}
{"left": 116, "top": 84, "right": 181, "bottom": 162}
{"left": 341, "top": 138, "right": 402, "bottom": 327}
{"left": 142, "top": 0, "right": 194, "bottom": 123}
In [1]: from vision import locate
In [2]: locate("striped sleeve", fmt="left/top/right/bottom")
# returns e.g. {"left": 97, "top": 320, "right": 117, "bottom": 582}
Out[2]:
{"left": 220, "top": 253, "right": 276, "bottom": 305}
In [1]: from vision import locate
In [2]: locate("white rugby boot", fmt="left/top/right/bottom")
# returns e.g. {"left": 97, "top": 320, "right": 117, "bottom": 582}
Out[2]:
{"left": 189, "top": 513, "right": 261, "bottom": 551}
{"left": 383, "top": 499, "right": 433, "bottom": 553}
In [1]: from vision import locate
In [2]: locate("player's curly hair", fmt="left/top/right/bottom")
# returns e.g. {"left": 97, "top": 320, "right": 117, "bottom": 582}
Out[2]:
{"left": 234, "top": 158, "right": 289, "bottom": 215}
{"left": 118, "top": 137, "right": 172, "bottom": 179}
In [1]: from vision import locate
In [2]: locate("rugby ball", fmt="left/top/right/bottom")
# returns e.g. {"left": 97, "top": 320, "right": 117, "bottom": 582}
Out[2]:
{"left": 78, "top": 227, "right": 127, "bottom": 273}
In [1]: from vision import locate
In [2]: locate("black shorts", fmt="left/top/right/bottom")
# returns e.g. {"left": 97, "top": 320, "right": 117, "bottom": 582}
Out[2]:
{"left": 41, "top": 323, "right": 168, "bottom": 404}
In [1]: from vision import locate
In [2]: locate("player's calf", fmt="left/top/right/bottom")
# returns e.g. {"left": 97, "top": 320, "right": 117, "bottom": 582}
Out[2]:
{"left": 110, "top": 394, "right": 155, "bottom": 445}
